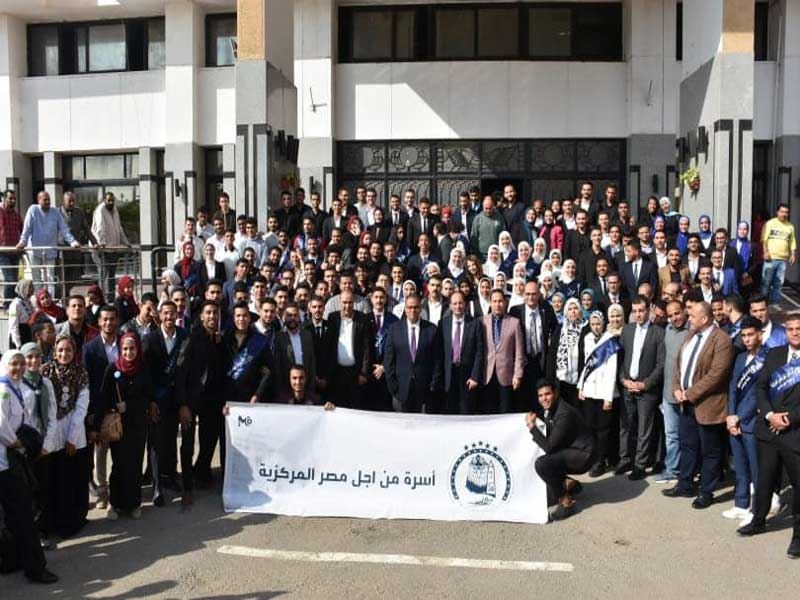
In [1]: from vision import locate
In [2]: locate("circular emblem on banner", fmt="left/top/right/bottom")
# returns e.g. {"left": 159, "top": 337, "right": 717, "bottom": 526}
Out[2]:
{"left": 450, "top": 441, "right": 511, "bottom": 507}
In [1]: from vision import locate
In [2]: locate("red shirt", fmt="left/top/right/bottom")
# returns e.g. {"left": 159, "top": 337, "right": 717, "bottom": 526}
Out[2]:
{"left": 0, "top": 205, "right": 23, "bottom": 247}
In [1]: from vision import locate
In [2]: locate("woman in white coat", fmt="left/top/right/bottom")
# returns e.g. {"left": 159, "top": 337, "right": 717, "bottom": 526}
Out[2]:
{"left": 578, "top": 306, "right": 624, "bottom": 477}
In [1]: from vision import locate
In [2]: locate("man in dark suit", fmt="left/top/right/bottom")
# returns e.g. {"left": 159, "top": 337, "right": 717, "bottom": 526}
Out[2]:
{"left": 563, "top": 209, "right": 590, "bottom": 263}
{"left": 713, "top": 228, "right": 742, "bottom": 277}
{"left": 510, "top": 280, "right": 557, "bottom": 412}
{"left": 322, "top": 291, "right": 374, "bottom": 409}
{"left": 710, "top": 248, "right": 739, "bottom": 296}
{"left": 321, "top": 197, "right": 347, "bottom": 243}
{"left": 601, "top": 272, "right": 630, "bottom": 319}
{"left": 617, "top": 296, "right": 666, "bottom": 479}
{"left": 406, "top": 198, "right": 437, "bottom": 251}
{"left": 620, "top": 240, "right": 658, "bottom": 299}
{"left": 738, "top": 313, "right": 800, "bottom": 557}
{"left": 663, "top": 301, "right": 734, "bottom": 509}
{"left": 303, "top": 295, "right": 328, "bottom": 376}
{"left": 143, "top": 301, "right": 188, "bottom": 504}
{"left": 273, "top": 303, "right": 317, "bottom": 400}
{"left": 386, "top": 193, "right": 409, "bottom": 230}
{"left": 577, "top": 228, "right": 609, "bottom": 286}
{"left": 588, "top": 257, "right": 613, "bottom": 309}
{"left": 383, "top": 293, "right": 442, "bottom": 412}
{"left": 368, "top": 286, "right": 398, "bottom": 411}
{"left": 273, "top": 190, "right": 302, "bottom": 239}
{"left": 405, "top": 233, "right": 441, "bottom": 287}
{"left": 437, "top": 291, "right": 485, "bottom": 414}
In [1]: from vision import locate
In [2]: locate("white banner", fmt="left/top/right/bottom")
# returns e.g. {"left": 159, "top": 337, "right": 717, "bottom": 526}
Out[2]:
{"left": 223, "top": 404, "right": 548, "bottom": 524}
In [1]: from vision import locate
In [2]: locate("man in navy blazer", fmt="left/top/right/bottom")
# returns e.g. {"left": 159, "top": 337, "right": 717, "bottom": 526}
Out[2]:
{"left": 436, "top": 291, "right": 485, "bottom": 414}
{"left": 383, "top": 293, "right": 442, "bottom": 413}
{"left": 620, "top": 240, "right": 658, "bottom": 299}
{"left": 368, "top": 287, "right": 398, "bottom": 411}
{"left": 749, "top": 294, "right": 788, "bottom": 350}
{"left": 710, "top": 248, "right": 739, "bottom": 296}
{"left": 726, "top": 317, "right": 764, "bottom": 518}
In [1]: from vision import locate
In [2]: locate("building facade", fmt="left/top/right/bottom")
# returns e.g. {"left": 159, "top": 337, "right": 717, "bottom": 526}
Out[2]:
{"left": 1, "top": 0, "right": 799, "bottom": 264}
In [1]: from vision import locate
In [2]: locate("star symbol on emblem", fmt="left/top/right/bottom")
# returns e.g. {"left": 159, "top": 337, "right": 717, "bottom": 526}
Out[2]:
{"left": 493, "top": 446, "right": 498, "bottom": 452}
{"left": 464, "top": 445, "right": 469, "bottom": 451}
{"left": 471, "top": 443, "right": 477, "bottom": 448}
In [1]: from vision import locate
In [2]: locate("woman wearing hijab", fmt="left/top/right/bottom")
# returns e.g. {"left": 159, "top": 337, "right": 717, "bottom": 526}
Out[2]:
{"left": 173, "top": 241, "right": 202, "bottom": 300}
{"left": 579, "top": 288, "right": 597, "bottom": 320}
{"left": 477, "top": 277, "right": 493, "bottom": 316}
{"left": 498, "top": 231, "right": 517, "bottom": 272}
{"left": 548, "top": 249, "right": 563, "bottom": 280}
{"left": 19, "top": 343, "right": 57, "bottom": 548}
{"left": 29, "top": 288, "right": 66, "bottom": 326}
{"left": 659, "top": 197, "right": 679, "bottom": 237}
{"left": 446, "top": 247, "right": 467, "bottom": 285}
{"left": 733, "top": 221, "right": 753, "bottom": 276}
{"left": 676, "top": 216, "right": 691, "bottom": 256}
{"left": 577, "top": 310, "right": 622, "bottom": 477}
{"left": 483, "top": 244, "right": 502, "bottom": 278}
{"left": 392, "top": 280, "right": 418, "bottom": 318}
{"left": 99, "top": 332, "right": 153, "bottom": 520}
{"left": 557, "top": 259, "right": 580, "bottom": 299}
{"left": 114, "top": 275, "right": 139, "bottom": 324}
{"left": 539, "top": 272, "right": 557, "bottom": 301}
{"left": 0, "top": 351, "right": 58, "bottom": 584}
{"left": 531, "top": 237, "right": 548, "bottom": 266}
{"left": 9, "top": 279, "right": 35, "bottom": 349}
{"left": 40, "top": 335, "right": 90, "bottom": 538}
{"left": 510, "top": 241, "right": 538, "bottom": 280}
{"left": 493, "top": 272, "right": 508, "bottom": 296}
{"left": 550, "top": 291, "right": 566, "bottom": 324}
{"left": 512, "top": 208, "right": 538, "bottom": 246}
{"left": 698, "top": 214, "right": 713, "bottom": 250}
{"left": 548, "top": 297, "right": 585, "bottom": 406}
{"left": 508, "top": 277, "right": 526, "bottom": 309}
{"left": 159, "top": 269, "right": 182, "bottom": 306}
{"left": 458, "top": 280, "right": 482, "bottom": 318}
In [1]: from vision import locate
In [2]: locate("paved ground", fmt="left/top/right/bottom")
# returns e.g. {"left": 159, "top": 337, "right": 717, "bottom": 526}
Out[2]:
{"left": 1, "top": 464, "right": 795, "bottom": 600}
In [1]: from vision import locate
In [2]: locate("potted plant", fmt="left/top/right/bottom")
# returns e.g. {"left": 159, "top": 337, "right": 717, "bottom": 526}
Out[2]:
{"left": 679, "top": 167, "right": 701, "bottom": 193}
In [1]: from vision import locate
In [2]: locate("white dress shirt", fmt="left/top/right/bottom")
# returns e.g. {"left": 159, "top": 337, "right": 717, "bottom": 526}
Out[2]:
{"left": 102, "top": 334, "right": 119, "bottom": 364}
{"left": 162, "top": 326, "right": 177, "bottom": 355}
{"left": 526, "top": 307, "right": 542, "bottom": 356}
{"left": 629, "top": 322, "right": 649, "bottom": 379}
{"left": 337, "top": 318, "right": 356, "bottom": 367}
{"left": 680, "top": 326, "right": 713, "bottom": 390}
{"left": 655, "top": 250, "right": 668, "bottom": 269}
{"left": 426, "top": 299, "right": 443, "bottom": 326}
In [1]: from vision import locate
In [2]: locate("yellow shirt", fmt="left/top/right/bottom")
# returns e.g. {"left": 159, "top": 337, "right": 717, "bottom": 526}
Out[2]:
{"left": 762, "top": 217, "right": 796, "bottom": 260}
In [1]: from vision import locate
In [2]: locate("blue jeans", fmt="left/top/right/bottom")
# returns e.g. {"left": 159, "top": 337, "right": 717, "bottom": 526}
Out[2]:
{"left": 0, "top": 253, "right": 21, "bottom": 307}
{"left": 661, "top": 400, "right": 681, "bottom": 477}
{"left": 761, "top": 259, "right": 787, "bottom": 306}
{"left": 730, "top": 431, "right": 758, "bottom": 509}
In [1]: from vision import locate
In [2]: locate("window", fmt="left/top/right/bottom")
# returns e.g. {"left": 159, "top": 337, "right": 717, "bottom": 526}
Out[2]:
{"left": 27, "top": 18, "right": 165, "bottom": 76}
{"left": 529, "top": 7, "right": 571, "bottom": 58}
{"left": 435, "top": 8, "right": 475, "bottom": 58}
{"left": 28, "top": 25, "right": 60, "bottom": 76}
{"left": 676, "top": 2, "right": 683, "bottom": 61}
{"left": 754, "top": 1, "right": 769, "bottom": 61}
{"left": 339, "top": 3, "right": 623, "bottom": 63}
{"left": 206, "top": 14, "right": 237, "bottom": 67}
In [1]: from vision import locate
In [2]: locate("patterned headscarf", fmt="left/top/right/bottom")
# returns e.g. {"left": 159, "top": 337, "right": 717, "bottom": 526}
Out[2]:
{"left": 41, "top": 335, "right": 89, "bottom": 420}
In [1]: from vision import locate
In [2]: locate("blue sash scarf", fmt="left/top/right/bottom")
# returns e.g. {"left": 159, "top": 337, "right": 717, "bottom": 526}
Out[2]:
{"left": 227, "top": 333, "right": 269, "bottom": 381}
{"left": 582, "top": 336, "right": 623, "bottom": 382}
{"left": 768, "top": 354, "right": 800, "bottom": 403}
{"left": 735, "top": 350, "right": 766, "bottom": 403}
{"left": 728, "top": 319, "right": 742, "bottom": 341}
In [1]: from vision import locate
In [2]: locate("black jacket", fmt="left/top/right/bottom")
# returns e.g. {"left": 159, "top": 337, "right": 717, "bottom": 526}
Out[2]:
{"left": 530, "top": 397, "right": 595, "bottom": 456}
{"left": 755, "top": 345, "right": 800, "bottom": 444}
{"left": 143, "top": 326, "right": 188, "bottom": 410}
{"left": 175, "top": 327, "right": 226, "bottom": 411}
{"left": 222, "top": 327, "right": 274, "bottom": 403}
{"left": 321, "top": 312, "right": 374, "bottom": 380}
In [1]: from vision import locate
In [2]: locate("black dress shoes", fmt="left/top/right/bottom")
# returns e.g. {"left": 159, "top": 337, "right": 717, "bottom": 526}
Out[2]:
{"left": 613, "top": 461, "right": 632, "bottom": 475}
{"left": 737, "top": 522, "right": 766, "bottom": 536}
{"left": 628, "top": 468, "right": 647, "bottom": 481}
{"left": 550, "top": 503, "right": 576, "bottom": 521}
{"left": 787, "top": 537, "right": 800, "bottom": 559}
{"left": 26, "top": 568, "right": 59, "bottom": 584}
{"left": 691, "top": 495, "right": 713, "bottom": 509}
{"left": 662, "top": 485, "right": 695, "bottom": 498}
{"left": 588, "top": 463, "right": 607, "bottom": 478}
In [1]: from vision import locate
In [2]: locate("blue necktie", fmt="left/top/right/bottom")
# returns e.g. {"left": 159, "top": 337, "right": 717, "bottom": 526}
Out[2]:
{"left": 493, "top": 316, "right": 502, "bottom": 348}
{"left": 682, "top": 332, "right": 704, "bottom": 390}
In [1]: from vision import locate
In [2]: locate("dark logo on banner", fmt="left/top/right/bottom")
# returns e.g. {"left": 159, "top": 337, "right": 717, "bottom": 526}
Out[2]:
{"left": 450, "top": 441, "right": 511, "bottom": 507}
{"left": 238, "top": 415, "right": 253, "bottom": 427}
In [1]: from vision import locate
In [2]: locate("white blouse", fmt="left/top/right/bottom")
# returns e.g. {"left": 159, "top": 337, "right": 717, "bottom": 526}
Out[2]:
{"left": 21, "top": 377, "right": 59, "bottom": 453}
{"left": 0, "top": 380, "right": 24, "bottom": 472}
{"left": 577, "top": 332, "right": 620, "bottom": 402}
{"left": 50, "top": 386, "right": 91, "bottom": 451}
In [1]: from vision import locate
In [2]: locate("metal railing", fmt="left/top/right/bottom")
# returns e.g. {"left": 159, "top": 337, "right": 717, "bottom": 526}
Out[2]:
{"left": 0, "top": 245, "right": 143, "bottom": 304}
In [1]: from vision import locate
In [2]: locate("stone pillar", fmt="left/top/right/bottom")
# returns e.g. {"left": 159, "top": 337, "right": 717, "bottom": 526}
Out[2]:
{"left": 43, "top": 152, "right": 62, "bottom": 204}
{"left": 138, "top": 147, "right": 159, "bottom": 287}
{"left": 236, "top": 0, "right": 297, "bottom": 225}
{"left": 294, "top": 0, "right": 335, "bottom": 206}
{"left": 679, "top": 0, "right": 754, "bottom": 232}
{"left": 625, "top": 0, "right": 681, "bottom": 213}
{"left": 222, "top": 143, "right": 237, "bottom": 210}
{"left": 0, "top": 15, "right": 29, "bottom": 205}
{"left": 164, "top": 0, "right": 203, "bottom": 244}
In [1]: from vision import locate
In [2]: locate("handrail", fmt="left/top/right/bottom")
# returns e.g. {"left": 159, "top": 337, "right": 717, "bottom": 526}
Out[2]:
{"left": 0, "top": 245, "right": 138, "bottom": 252}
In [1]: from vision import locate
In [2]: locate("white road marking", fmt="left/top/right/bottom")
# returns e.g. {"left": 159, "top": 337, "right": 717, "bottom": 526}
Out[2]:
{"left": 217, "top": 544, "right": 574, "bottom": 572}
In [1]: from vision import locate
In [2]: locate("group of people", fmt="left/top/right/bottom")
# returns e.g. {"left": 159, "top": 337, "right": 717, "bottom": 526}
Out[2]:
{"left": 1, "top": 181, "right": 799, "bottom": 586}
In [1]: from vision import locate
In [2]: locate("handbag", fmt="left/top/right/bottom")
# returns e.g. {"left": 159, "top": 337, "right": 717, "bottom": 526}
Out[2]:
{"left": 99, "top": 382, "right": 125, "bottom": 443}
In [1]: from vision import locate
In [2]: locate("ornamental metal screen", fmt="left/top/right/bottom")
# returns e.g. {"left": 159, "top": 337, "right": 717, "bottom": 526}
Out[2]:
{"left": 337, "top": 139, "right": 625, "bottom": 207}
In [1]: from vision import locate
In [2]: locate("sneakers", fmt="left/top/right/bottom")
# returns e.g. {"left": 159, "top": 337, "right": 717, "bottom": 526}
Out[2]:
{"left": 653, "top": 472, "right": 678, "bottom": 484}
{"left": 106, "top": 507, "right": 118, "bottom": 520}
{"left": 722, "top": 506, "right": 751, "bottom": 520}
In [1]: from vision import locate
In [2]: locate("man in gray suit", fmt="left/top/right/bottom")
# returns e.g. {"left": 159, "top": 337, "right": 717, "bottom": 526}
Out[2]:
{"left": 617, "top": 295, "right": 665, "bottom": 480}
{"left": 60, "top": 191, "right": 95, "bottom": 295}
